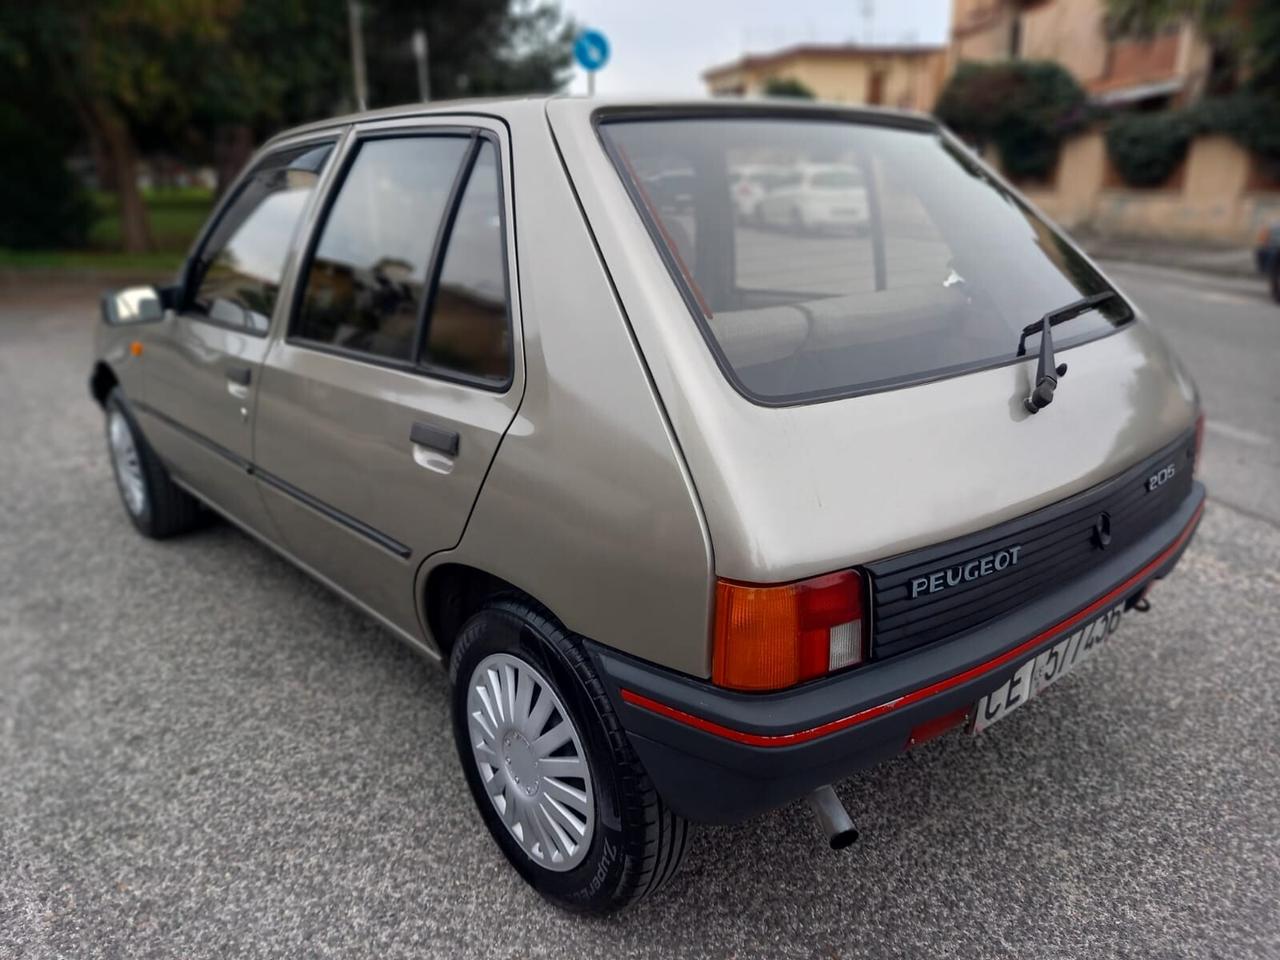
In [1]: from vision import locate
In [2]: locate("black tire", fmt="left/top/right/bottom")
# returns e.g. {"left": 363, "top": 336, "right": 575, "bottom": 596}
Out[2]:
{"left": 104, "top": 388, "right": 201, "bottom": 539}
{"left": 449, "top": 598, "right": 690, "bottom": 914}
{"left": 1270, "top": 259, "right": 1280, "bottom": 304}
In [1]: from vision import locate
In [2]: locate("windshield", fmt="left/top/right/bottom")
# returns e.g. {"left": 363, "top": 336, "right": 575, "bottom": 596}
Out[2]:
{"left": 599, "top": 116, "right": 1132, "bottom": 404}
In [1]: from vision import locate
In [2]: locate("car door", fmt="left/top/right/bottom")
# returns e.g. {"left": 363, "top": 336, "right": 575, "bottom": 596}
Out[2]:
{"left": 135, "top": 139, "right": 337, "bottom": 537}
{"left": 252, "top": 119, "right": 523, "bottom": 637}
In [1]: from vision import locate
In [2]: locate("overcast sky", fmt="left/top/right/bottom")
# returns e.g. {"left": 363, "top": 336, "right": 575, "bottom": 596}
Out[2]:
{"left": 560, "top": 0, "right": 952, "bottom": 96}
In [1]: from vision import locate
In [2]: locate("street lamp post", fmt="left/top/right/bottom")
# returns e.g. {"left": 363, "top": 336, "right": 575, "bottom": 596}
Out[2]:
{"left": 412, "top": 27, "right": 430, "bottom": 102}
{"left": 348, "top": 0, "right": 368, "bottom": 111}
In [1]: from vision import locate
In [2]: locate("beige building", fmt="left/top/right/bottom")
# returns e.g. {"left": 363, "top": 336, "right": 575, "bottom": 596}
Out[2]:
{"left": 703, "top": 43, "right": 947, "bottom": 112}
{"left": 948, "top": 0, "right": 1276, "bottom": 244}
{"left": 949, "top": 0, "right": 1214, "bottom": 108}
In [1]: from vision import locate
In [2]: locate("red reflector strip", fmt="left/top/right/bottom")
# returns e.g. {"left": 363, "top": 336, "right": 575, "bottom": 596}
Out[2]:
{"left": 620, "top": 500, "right": 1204, "bottom": 749}
{"left": 906, "top": 705, "right": 971, "bottom": 748}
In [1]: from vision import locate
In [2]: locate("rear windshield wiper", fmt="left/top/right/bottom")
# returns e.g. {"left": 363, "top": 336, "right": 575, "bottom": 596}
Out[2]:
{"left": 1016, "top": 291, "right": 1117, "bottom": 414}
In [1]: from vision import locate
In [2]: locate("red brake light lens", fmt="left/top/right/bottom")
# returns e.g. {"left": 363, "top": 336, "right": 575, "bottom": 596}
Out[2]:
{"left": 712, "top": 571, "right": 865, "bottom": 691}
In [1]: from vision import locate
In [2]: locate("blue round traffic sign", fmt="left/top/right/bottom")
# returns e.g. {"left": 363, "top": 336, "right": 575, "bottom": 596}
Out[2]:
{"left": 573, "top": 29, "right": 610, "bottom": 72}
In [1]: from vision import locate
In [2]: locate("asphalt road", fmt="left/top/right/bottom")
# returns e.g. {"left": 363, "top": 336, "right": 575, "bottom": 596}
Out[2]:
{"left": 2, "top": 267, "right": 1278, "bottom": 959}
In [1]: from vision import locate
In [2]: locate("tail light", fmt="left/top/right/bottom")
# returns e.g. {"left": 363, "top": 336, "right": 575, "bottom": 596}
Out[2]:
{"left": 1194, "top": 411, "right": 1205, "bottom": 474}
{"left": 712, "top": 571, "right": 865, "bottom": 691}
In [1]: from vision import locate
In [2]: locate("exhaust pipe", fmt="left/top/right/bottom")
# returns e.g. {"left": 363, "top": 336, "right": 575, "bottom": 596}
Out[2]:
{"left": 807, "top": 785, "right": 858, "bottom": 850}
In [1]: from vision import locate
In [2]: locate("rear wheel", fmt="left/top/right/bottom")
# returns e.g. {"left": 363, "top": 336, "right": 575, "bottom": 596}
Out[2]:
{"left": 449, "top": 598, "right": 690, "bottom": 913}
{"left": 1270, "top": 259, "right": 1279, "bottom": 304}
{"left": 105, "top": 388, "right": 201, "bottom": 539}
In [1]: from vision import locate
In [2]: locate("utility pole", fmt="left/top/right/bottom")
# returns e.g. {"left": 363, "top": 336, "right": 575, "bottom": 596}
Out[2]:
{"left": 348, "top": 0, "right": 368, "bottom": 111}
{"left": 412, "top": 27, "right": 431, "bottom": 101}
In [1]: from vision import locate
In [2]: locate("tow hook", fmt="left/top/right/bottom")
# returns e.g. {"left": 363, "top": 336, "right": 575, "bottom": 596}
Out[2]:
{"left": 1130, "top": 585, "right": 1153, "bottom": 613}
{"left": 807, "top": 785, "right": 859, "bottom": 850}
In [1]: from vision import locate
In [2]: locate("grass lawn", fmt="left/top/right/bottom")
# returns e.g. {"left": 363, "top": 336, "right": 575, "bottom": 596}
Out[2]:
{"left": 0, "top": 186, "right": 214, "bottom": 273}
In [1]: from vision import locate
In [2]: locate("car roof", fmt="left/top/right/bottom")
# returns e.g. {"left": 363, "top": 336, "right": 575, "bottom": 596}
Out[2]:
{"left": 264, "top": 95, "right": 937, "bottom": 148}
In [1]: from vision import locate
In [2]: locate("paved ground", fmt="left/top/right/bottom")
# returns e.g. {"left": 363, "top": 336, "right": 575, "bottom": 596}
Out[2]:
{"left": 2, "top": 269, "right": 1278, "bottom": 959}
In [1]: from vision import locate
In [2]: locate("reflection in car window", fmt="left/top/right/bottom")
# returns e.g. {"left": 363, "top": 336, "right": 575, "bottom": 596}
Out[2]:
{"left": 422, "top": 141, "right": 511, "bottom": 384}
{"left": 192, "top": 143, "right": 332, "bottom": 334}
{"left": 602, "top": 118, "right": 1131, "bottom": 403}
{"left": 295, "top": 136, "right": 470, "bottom": 361}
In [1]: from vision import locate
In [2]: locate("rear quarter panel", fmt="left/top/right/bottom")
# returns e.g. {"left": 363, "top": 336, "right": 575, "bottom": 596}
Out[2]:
{"left": 417, "top": 102, "right": 715, "bottom": 678}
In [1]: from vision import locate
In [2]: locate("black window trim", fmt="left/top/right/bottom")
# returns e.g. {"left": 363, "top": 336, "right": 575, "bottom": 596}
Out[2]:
{"left": 285, "top": 125, "right": 516, "bottom": 394}
{"left": 592, "top": 106, "right": 1134, "bottom": 409}
{"left": 179, "top": 134, "right": 340, "bottom": 339}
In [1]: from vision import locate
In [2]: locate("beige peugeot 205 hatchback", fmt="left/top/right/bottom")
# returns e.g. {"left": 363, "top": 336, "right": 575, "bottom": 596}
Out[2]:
{"left": 91, "top": 97, "right": 1205, "bottom": 913}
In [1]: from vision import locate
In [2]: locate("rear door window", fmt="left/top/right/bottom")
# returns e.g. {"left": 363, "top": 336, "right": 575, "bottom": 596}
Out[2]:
{"left": 292, "top": 134, "right": 513, "bottom": 385}
{"left": 293, "top": 136, "right": 471, "bottom": 361}
{"left": 600, "top": 117, "right": 1131, "bottom": 404}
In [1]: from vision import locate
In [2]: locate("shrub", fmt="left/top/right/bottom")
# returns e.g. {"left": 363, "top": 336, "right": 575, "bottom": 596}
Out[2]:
{"left": 1195, "top": 94, "right": 1280, "bottom": 180}
{"left": 762, "top": 76, "right": 815, "bottom": 99}
{"left": 1104, "top": 110, "right": 1194, "bottom": 187}
{"left": 1103, "top": 94, "right": 1280, "bottom": 188}
{"left": 935, "top": 61, "right": 1089, "bottom": 181}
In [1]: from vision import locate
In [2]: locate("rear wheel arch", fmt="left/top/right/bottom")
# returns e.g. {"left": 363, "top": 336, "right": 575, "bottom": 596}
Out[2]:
{"left": 424, "top": 563, "right": 557, "bottom": 662}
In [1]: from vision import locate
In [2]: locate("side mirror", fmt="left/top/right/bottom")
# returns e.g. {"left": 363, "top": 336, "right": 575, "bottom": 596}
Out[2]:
{"left": 100, "top": 286, "right": 165, "bottom": 326}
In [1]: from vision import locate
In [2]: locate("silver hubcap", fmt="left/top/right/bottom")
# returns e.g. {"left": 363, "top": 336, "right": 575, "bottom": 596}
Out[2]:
{"left": 108, "top": 410, "right": 146, "bottom": 517}
{"left": 466, "top": 653, "right": 595, "bottom": 872}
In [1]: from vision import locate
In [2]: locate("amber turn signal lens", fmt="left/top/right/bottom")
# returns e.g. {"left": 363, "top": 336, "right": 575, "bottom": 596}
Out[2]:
{"left": 129, "top": 341, "right": 144, "bottom": 357}
{"left": 712, "top": 571, "right": 864, "bottom": 692}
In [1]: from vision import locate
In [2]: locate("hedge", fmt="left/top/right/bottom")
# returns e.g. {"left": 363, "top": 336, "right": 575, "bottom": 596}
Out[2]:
{"left": 935, "top": 61, "right": 1089, "bottom": 181}
{"left": 1104, "top": 94, "right": 1280, "bottom": 188}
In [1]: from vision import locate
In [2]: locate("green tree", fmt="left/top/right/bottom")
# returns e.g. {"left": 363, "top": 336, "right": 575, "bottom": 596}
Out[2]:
{"left": 0, "top": 1, "right": 239, "bottom": 253}
{"left": 363, "top": 0, "right": 575, "bottom": 104}
{"left": 0, "top": 1, "right": 574, "bottom": 253}
{"left": 762, "top": 77, "right": 816, "bottom": 99}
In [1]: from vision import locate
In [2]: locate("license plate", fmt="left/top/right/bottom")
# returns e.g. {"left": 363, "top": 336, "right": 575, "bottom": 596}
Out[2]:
{"left": 971, "top": 604, "right": 1125, "bottom": 734}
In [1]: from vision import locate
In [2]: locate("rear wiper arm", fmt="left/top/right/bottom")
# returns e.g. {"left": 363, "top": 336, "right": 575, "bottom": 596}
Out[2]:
{"left": 1016, "top": 291, "right": 1117, "bottom": 414}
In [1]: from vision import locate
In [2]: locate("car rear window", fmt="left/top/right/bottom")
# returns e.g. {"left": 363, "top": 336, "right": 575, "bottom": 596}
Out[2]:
{"left": 599, "top": 115, "right": 1132, "bottom": 404}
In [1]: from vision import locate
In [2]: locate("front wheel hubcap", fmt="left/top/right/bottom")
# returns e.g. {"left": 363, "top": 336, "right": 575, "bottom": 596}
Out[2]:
{"left": 108, "top": 410, "right": 147, "bottom": 517}
{"left": 466, "top": 652, "right": 595, "bottom": 872}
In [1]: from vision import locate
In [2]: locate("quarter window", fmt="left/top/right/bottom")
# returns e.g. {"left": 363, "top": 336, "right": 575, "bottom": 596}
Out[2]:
{"left": 190, "top": 143, "right": 332, "bottom": 334}
{"left": 294, "top": 136, "right": 470, "bottom": 361}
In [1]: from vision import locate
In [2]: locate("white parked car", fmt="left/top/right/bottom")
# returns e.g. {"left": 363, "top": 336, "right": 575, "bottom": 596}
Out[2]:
{"left": 729, "top": 164, "right": 790, "bottom": 221}
{"left": 756, "top": 163, "right": 870, "bottom": 232}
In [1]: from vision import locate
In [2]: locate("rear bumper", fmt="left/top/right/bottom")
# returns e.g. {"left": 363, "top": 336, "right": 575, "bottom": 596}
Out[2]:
{"left": 588, "top": 482, "right": 1205, "bottom": 824}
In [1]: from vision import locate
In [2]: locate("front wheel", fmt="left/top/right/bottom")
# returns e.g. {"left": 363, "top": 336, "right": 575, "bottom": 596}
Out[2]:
{"left": 104, "top": 388, "right": 201, "bottom": 539}
{"left": 449, "top": 599, "right": 690, "bottom": 913}
{"left": 1270, "top": 259, "right": 1280, "bottom": 304}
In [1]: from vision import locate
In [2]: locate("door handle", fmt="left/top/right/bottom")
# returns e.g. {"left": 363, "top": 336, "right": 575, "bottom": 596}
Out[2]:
{"left": 225, "top": 365, "right": 251, "bottom": 400}
{"left": 410, "top": 421, "right": 459, "bottom": 457}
